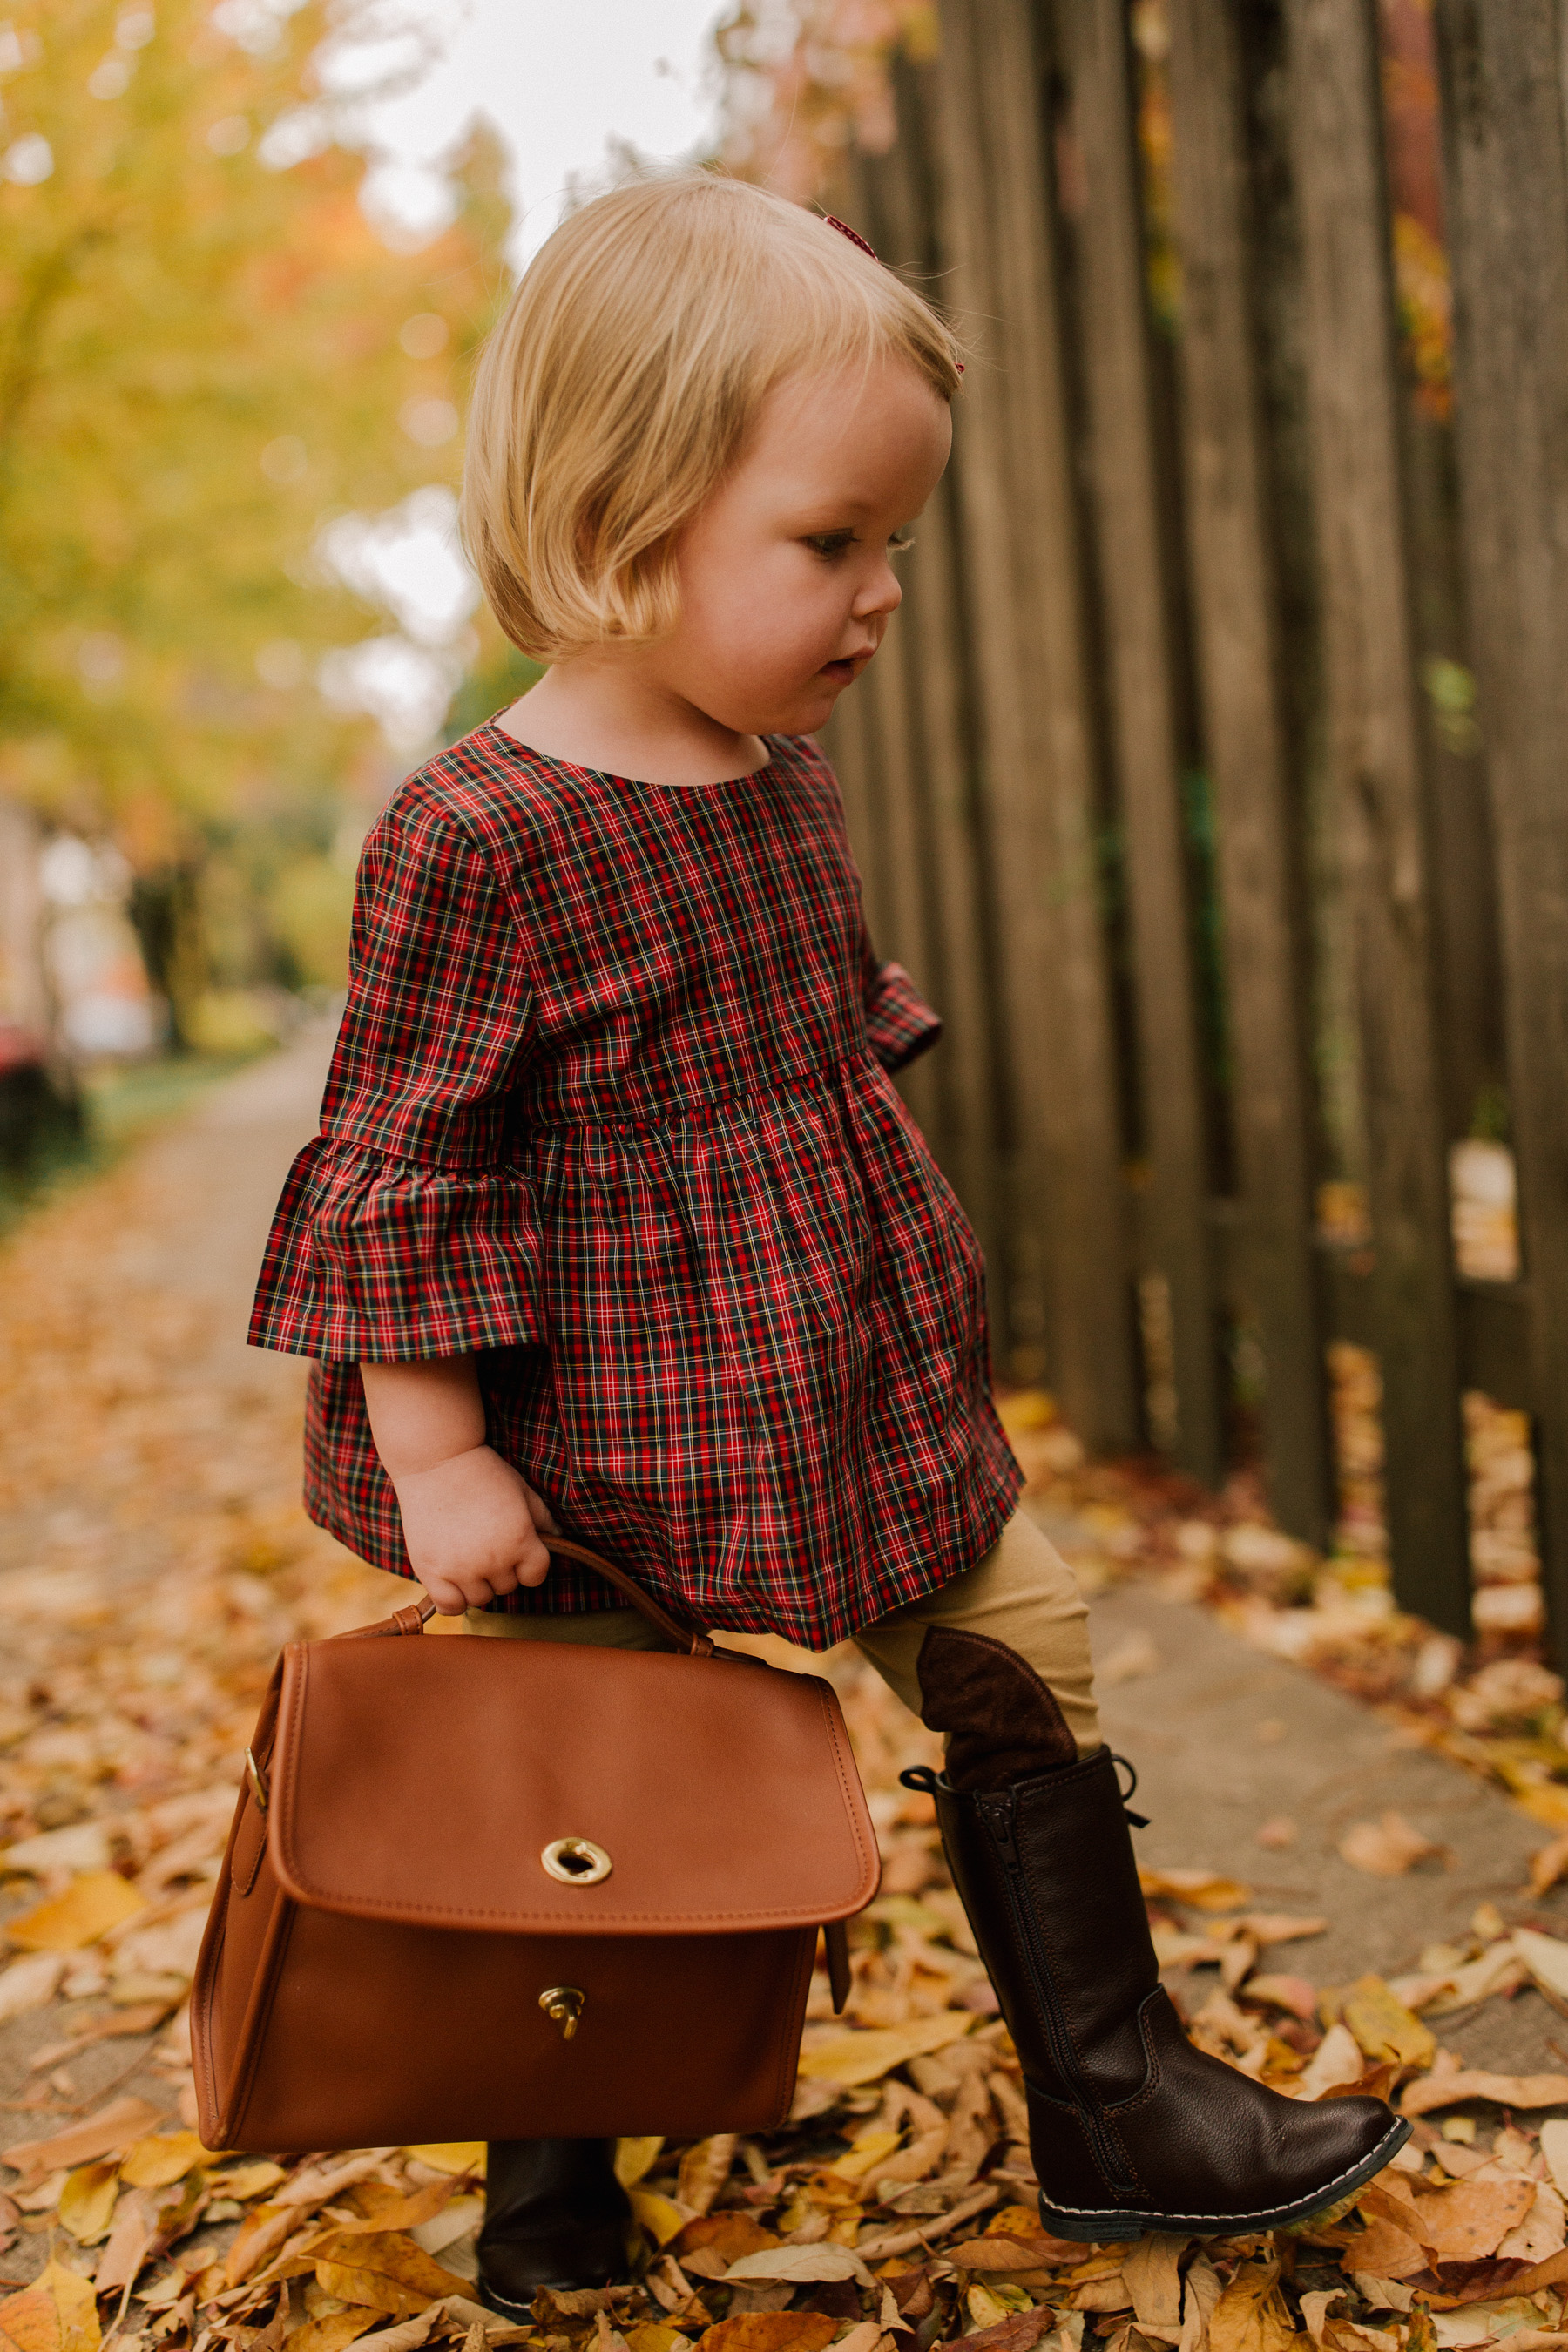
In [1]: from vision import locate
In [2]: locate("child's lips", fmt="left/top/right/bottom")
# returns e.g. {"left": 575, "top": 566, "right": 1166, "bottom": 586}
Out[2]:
{"left": 821, "top": 650, "right": 872, "bottom": 685}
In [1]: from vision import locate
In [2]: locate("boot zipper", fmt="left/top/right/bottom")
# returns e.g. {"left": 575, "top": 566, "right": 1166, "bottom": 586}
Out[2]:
{"left": 977, "top": 1790, "right": 1139, "bottom": 2200}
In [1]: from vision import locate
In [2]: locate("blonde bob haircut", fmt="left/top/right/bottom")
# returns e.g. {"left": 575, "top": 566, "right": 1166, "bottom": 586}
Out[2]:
{"left": 461, "top": 172, "right": 963, "bottom": 662}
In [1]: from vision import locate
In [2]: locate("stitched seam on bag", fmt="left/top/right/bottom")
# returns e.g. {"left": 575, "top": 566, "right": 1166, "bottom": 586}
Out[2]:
{"left": 226, "top": 1890, "right": 299, "bottom": 2146}
{"left": 277, "top": 1650, "right": 877, "bottom": 1925}
{"left": 813, "top": 1676, "right": 877, "bottom": 1903}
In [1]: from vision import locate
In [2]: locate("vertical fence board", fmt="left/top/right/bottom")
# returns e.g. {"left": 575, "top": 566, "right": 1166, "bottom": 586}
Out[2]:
{"left": 1061, "top": 0, "right": 1224, "bottom": 1486}
{"left": 1164, "top": 0, "right": 1335, "bottom": 1544}
{"left": 933, "top": 0, "right": 1139, "bottom": 1446}
{"left": 852, "top": 88, "right": 1006, "bottom": 1283}
{"left": 862, "top": 614, "right": 941, "bottom": 1138}
{"left": 1435, "top": 0, "right": 1568, "bottom": 1648}
{"left": 1285, "top": 0, "right": 1470, "bottom": 1632}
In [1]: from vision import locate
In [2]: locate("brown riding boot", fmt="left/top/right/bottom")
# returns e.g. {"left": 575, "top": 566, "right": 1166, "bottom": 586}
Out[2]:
{"left": 907, "top": 1626, "right": 1409, "bottom": 2241}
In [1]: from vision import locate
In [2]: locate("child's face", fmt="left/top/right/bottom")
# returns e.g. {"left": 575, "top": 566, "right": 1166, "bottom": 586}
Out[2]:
{"left": 662, "top": 354, "right": 952, "bottom": 739}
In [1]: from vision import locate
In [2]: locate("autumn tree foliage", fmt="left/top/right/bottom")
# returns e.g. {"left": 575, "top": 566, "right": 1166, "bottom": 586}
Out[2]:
{"left": 0, "top": 0, "right": 511, "bottom": 1018}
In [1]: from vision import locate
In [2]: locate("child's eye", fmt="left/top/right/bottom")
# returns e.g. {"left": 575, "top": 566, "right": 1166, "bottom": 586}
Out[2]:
{"left": 804, "top": 530, "right": 856, "bottom": 559}
{"left": 889, "top": 533, "right": 915, "bottom": 555}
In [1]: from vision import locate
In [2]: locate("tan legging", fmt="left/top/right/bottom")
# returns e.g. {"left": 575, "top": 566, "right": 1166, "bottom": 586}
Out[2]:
{"left": 460, "top": 1509, "right": 1101, "bottom": 1759}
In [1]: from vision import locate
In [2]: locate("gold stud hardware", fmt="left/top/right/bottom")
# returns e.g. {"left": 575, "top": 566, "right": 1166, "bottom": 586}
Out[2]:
{"left": 244, "top": 1747, "right": 269, "bottom": 1814}
{"left": 539, "top": 1984, "right": 585, "bottom": 2040}
{"left": 540, "top": 1836, "right": 612, "bottom": 1885}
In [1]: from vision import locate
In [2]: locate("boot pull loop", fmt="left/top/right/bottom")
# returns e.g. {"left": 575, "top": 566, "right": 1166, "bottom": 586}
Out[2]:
{"left": 1112, "top": 1753, "right": 1149, "bottom": 1828}
{"left": 899, "top": 1765, "right": 945, "bottom": 1794}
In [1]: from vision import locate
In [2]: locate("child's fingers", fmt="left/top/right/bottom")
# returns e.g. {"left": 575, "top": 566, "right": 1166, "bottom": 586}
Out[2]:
{"left": 524, "top": 1480, "right": 559, "bottom": 1535}
{"left": 516, "top": 1529, "right": 552, "bottom": 1589}
{"left": 425, "top": 1572, "right": 476, "bottom": 1616}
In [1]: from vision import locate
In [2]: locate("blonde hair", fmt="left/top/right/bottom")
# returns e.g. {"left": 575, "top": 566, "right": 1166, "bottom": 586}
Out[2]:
{"left": 461, "top": 172, "right": 963, "bottom": 662}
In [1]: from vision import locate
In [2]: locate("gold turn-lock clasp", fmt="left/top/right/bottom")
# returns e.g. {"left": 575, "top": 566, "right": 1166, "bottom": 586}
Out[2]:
{"left": 539, "top": 1984, "right": 585, "bottom": 2041}
{"left": 540, "top": 1835, "right": 612, "bottom": 1885}
{"left": 244, "top": 1747, "right": 269, "bottom": 1814}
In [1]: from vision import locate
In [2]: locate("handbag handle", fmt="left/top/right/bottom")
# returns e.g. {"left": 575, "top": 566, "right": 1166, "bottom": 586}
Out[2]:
{"left": 353, "top": 1535, "right": 715, "bottom": 1655}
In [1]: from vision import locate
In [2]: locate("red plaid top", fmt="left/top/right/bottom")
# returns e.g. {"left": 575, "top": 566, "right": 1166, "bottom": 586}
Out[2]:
{"left": 250, "top": 724, "right": 1020, "bottom": 1645}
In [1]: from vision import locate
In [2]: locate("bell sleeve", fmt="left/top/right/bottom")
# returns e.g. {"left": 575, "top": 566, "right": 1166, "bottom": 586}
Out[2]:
{"left": 861, "top": 929, "right": 943, "bottom": 1072}
{"left": 248, "top": 794, "right": 547, "bottom": 1363}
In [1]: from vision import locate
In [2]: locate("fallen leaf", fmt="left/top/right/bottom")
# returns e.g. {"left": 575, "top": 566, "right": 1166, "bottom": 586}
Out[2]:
{"left": 616, "top": 2139, "right": 665, "bottom": 2189}
{"left": 402, "top": 2146, "right": 485, "bottom": 2178}
{"left": 1299, "top": 2295, "right": 1348, "bottom": 2345}
{"left": 1402, "top": 2066, "right": 1568, "bottom": 2116}
{"left": 796, "top": 2014, "right": 975, "bottom": 2086}
{"left": 1207, "top": 2256, "right": 1294, "bottom": 2352}
{"left": 1254, "top": 1819, "right": 1297, "bottom": 1851}
{"left": 944, "top": 2237, "right": 1060, "bottom": 2273}
{"left": 0, "top": 2095, "right": 165, "bottom": 2182}
{"left": 0, "top": 1954, "right": 66, "bottom": 2024}
{"left": 626, "top": 2328, "right": 694, "bottom": 2352}
{"left": 57, "top": 2161, "right": 120, "bottom": 2247}
{"left": 1179, "top": 2250, "right": 1222, "bottom": 2352}
{"left": 1529, "top": 1837, "right": 1568, "bottom": 1898}
{"left": 1237, "top": 1913, "right": 1328, "bottom": 1946}
{"left": 1122, "top": 2236, "right": 1186, "bottom": 2330}
{"left": 0, "top": 2257, "right": 102, "bottom": 2352}
{"left": 1137, "top": 1868, "right": 1251, "bottom": 1912}
{"left": 693, "top": 2317, "right": 837, "bottom": 2352}
{"left": 5, "top": 1870, "right": 146, "bottom": 1950}
{"left": 632, "top": 2190, "right": 692, "bottom": 2248}
{"left": 679, "top": 2139, "right": 738, "bottom": 2218}
{"left": 1420, "top": 2178, "right": 1537, "bottom": 2261}
{"left": 91, "top": 2187, "right": 157, "bottom": 2296}
{"left": 314, "top": 2233, "right": 472, "bottom": 2318}
{"left": 1341, "top": 1977, "right": 1437, "bottom": 2070}
{"left": 212, "top": 2162, "right": 289, "bottom": 2203}
{"left": 725, "top": 2247, "right": 874, "bottom": 2290}
{"left": 1242, "top": 1975, "right": 1318, "bottom": 2019}
{"left": 828, "top": 2131, "right": 902, "bottom": 2185}
{"left": 118, "top": 2132, "right": 208, "bottom": 2189}
{"left": 1497, "top": 2180, "right": 1567, "bottom": 2263}
{"left": 1297, "top": 2024, "right": 1367, "bottom": 2100}
{"left": 950, "top": 2317, "right": 1051, "bottom": 2352}
{"left": 1339, "top": 1815, "right": 1448, "bottom": 1877}
{"left": 677, "top": 2219, "right": 779, "bottom": 2265}
{"left": 1515, "top": 1929, "right": 1568, "bottom": 2005}
{"left": 285, "top": 2317, "right": 381, "bottom": 2352}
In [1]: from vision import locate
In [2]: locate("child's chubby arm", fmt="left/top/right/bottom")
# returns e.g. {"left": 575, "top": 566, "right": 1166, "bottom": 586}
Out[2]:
{"left": 359, "top": 1357, "right": 556, "bottom": 1614}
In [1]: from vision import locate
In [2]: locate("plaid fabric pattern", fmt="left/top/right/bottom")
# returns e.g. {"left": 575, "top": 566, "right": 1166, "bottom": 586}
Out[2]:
{"left": 251, "top": 725, "right": 1021, "bottom": 1646}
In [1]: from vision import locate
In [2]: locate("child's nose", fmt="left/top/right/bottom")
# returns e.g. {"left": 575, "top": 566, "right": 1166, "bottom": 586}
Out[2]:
{"left": 853, "top": 559, "right": 903, "bottom": 620}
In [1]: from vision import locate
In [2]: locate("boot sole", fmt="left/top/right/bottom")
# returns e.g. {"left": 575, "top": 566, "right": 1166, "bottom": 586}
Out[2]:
{"left": 1036, "top": 2112, "right": 1412, "bottom": 2242}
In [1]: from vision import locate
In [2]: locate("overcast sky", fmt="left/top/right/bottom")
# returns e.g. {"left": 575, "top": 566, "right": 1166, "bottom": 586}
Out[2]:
{"left": 313, "top": 0, "right": 733, "bottom": 743}
{"left": 344, "top": 0, "right": 730, "bottom": 263}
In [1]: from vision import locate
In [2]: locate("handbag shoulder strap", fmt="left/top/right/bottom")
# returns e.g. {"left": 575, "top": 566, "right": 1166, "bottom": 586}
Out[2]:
{"left": 341, "top": 1534, "right": 715, "bottom": 1655}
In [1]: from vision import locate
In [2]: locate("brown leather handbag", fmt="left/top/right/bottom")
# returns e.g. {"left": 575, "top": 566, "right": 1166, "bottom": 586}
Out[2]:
{"left": 191, "top": 1541, "right": 879, "bottom": 2153}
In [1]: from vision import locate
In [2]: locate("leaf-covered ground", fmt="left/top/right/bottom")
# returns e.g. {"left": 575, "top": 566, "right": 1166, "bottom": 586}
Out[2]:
{"left": 5, "top": 1068, "right": 1568, "bottom": 2352}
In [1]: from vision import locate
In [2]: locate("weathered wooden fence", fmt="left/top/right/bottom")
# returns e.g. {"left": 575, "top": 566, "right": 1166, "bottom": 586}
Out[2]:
{"left": 827, "top": 0, "right": 1567, "bottom": 1650}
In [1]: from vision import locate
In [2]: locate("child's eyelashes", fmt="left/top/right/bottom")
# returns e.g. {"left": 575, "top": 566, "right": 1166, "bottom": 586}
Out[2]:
{"left": 802, "top": 530, "right": 916, "bottom": 560}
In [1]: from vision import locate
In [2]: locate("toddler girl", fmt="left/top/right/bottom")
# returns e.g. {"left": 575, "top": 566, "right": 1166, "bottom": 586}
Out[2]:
{"left": 250, "top": 172, "right": 1403, "bottom": 2299}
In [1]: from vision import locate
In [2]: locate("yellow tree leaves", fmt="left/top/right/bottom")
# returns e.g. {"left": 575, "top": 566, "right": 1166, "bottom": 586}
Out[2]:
{"left": 0, "top": 2260, "right": 100, "bottom": 2352}
{"left": 5, "top": 1872, "right": 145, "bottom": 1950}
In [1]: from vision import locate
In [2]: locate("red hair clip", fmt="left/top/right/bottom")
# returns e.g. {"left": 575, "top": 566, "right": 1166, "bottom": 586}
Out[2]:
{"left": 823, "top": 214, "right": 878, "bottom": 261}
{"left": 821, "top": 211, "right": 965, "bottom": 375}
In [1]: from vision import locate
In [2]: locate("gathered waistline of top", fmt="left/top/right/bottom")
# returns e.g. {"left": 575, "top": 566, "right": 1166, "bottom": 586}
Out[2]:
{"left": 319, "top": 1048, "right": 896, "bottom": 1168}
{"left": 521, "top": 1048, "right": 886, "bottom": 1137}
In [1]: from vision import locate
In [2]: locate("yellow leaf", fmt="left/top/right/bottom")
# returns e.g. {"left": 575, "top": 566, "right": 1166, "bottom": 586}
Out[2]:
{"left": 626, "top": 2328, "right": 693, "bottom": 2352}
{"left": 616, "top": 2137, "right": 665, "bottom": 2188}
{"left": 797, "top": 2012, "right": 976, "bottom": 2086}
{"left": 631, "top": 2188, "right": 690, "bottom": 2247}
{"left": 283, "top": 2317, "right": 379, "bottom": 2352}
{"left": 1341, "top": 1976, "right": 1436, "bottom": 2071}
{"left": 694, "top": 2319, "right": 837, "bottom": 2352}
{"left": 825, "top": 2130, "right": 902, "bottom": 2184}
{"left": 1137, "top": 1867, "right": 1252, "bottom": 1912}
{"left": 57, "top": 2162, "right": 120, "bottom": 2247}
{"left": 118, "top": 2132, "right": 208, "bottom": 2189}
{"left": 0, "top": 2257, "right": 102, "bottom": 2352}
{"left": 1338, "top": 1815, "right": 1447, "bottom": 1878}
{"left": 314, "top": 2230, "right": 470, "bottom": 2315}
{"left": 401, "top": 2143, "right": 485, "bottom": 2178}
{"left": 1208, "top": 2257, "right": 1295, "bottom": 2352}
{"left": 211, "top": 2162, "right": 288, "bottom": 2202}
{"left": 6, "top": 1872, "right": 145, "bottom": 1953}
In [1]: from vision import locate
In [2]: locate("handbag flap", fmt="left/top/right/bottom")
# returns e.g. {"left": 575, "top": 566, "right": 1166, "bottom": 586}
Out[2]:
{"left": 267, "top": 1635, "right": 880, "bottom": 1933}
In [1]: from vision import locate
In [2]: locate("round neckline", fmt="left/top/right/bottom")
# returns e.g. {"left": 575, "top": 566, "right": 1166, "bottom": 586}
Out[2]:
{"left": 479, "top": 719, "right": 781, "bottom": 794}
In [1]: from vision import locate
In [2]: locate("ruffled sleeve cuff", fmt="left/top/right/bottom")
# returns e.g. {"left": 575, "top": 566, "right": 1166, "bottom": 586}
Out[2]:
{"left": 864, "top": 958, "right": 943, "bottom": 1072}
{"left": 247, "top": 1136, "right": 549, "bottom": 1362}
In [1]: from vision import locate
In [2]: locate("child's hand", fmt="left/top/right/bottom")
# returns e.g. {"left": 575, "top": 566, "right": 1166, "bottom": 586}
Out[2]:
{"left": 392, "top": 1443, "right": 557, "bottom": 1614}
